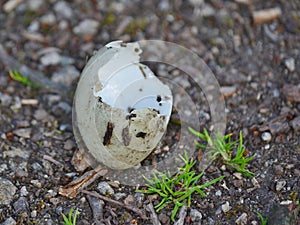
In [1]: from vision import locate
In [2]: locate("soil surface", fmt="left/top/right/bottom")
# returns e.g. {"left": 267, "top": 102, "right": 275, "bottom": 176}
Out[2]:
{"left": 0, "top": 0, "right": 299, "bottom": 225}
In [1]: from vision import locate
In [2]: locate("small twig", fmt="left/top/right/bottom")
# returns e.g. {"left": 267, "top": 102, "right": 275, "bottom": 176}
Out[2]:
{"left": 145, "top": 203, "right": 161, "bottom": 225}
{"left": 43, "top": 155, "right": 64, "bottom": 168}
{"left": 252, "top": 7, "right": 281, "bottom": 25}
{"left": 174, "top": 206, "right": 188, "bottom": 225}
{"left": 82, "top": 190, "right": 148, "bottom": 220}
{"left": 59, "top": 166, "right": 108, "bottom": 198}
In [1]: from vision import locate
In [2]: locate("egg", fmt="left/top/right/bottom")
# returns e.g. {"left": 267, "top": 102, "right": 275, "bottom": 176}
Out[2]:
{"left": 73, "top": 41, "right": 173, "bottom": 169}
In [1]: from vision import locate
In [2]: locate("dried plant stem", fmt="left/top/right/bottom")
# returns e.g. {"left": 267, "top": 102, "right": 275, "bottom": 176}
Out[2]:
{"left": 81, "top": 190, "right": 148, "bottom": 220}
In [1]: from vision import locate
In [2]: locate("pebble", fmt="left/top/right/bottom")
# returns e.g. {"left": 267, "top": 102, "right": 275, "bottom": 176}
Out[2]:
{"left": 124, "top": 195, "right": 135, "bottom": 205}
{"left": 3, "top": 148, "right": 30, "bottom": 159}
{"left": 20, "top": 186, "right": 29, "bottom": 196}
{"left": 3, "top": 0, "right": 22, "bottom": 13}
{"left": 86, "top": 194, "right": 104, "bottom": 222}
{"left": 190, "top": 208, "right": 202, "bottom": 222}
{"left": 268, "top": 204, "right": 291, "bottom": 225}
{"left": 31, "top": 210, "right": 37, "bottom": 218}
{"left": 220, "top": 86, "right": 237, "bottom": 98}
{"left": 63, "top": 139, "right": 75, "bottom": 150}
{"left": 73, "top": 19, "right": 99, "bottom": 36}
{"left": 0, "top": 177, "right": 17, "bottom": 205}
{"left": 54, "top": 1, "right": 73, "bottom": 19}
{"left": 269, "top": 122, "right": 290, "bottom": 135}
{"left": 34, "top": 108, "right": 49, "bottom": 121}
{"left": 261, "top": 132, "right": 272, "bottom": 142}
{"left": 27, "top": 0, "right": 44, "bottom": 11}
{"left": 40, "top": 51, "right": 61, "bottom": 66}
{"left": 158, "top": 212, "right": 170, "bottom": 224}
{"left": 114, "top": 192, "right": 127, "bottom": 200}
{"left": 284, "top": 58, "right": 295, "bottom": 72}
{"left": 13, "top": 197, "right": 29, "bottom": 217}
{"left": 97, "top": 182, "right": 115, "bottom": 196}
{"left": 233, "top": 172, "right": 243, "bottom": 180}
{"left": 51, "top": 101, "right": 72, "bottom": 117}
{"left": 235, "top": 212, "right": 248, "bottom": 225}
{"left": 291, "top": 116, "right": 300, "bottom": 131}
{"left": 0, "top": 217, "right": 17, "bottom": 225}
{"left": 215, "top": 190, "right": 222, "bottom": 196}
{"left": 221, "top": 201, "right": 231, "bottom": 213}
{"left": 51, "top": 66, "right": 80, "bottom": 86}
{"left": 275, "top": 180, "right": 286, "bottom": 191}
{"left": 134, "top": 192, "right": 144, "bottom": 208}
{"left": 282, "top": 84, "right": 300, "bottom": 103}
{"left": 40, "top": 13, "right": 56, "bottom": 26}
{"left": 0, "top": 93, "right": 13, "bottom": 106}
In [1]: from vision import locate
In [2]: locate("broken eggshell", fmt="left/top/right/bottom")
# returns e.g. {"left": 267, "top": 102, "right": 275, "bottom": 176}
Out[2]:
{"left": 73, "top": 41, "right": 173, "bottom": 169}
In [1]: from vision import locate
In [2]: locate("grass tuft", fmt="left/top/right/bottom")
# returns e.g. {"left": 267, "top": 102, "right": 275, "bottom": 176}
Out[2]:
{"left": 137, "top": 152, "right": 224, "bottom": 221}
{"left": 189, "top": 127, "right": 255, "bottom": 177}
{"left": 61, "top": 208, "right": 78, "bottom": 225}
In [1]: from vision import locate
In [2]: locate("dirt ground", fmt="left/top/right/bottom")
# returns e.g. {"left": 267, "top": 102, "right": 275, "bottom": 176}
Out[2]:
{"left": 0, "top": 0, "right": 299, "bottom": 224}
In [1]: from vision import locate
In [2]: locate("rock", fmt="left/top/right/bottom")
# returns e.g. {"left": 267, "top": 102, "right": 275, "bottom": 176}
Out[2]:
{"left": 233, "top": 172, "right": 243, "bottom": 180}
{"left": 27, "top": 0, "right": 44, "bottom": 11}
{"left": 0, "top": 177, "right": 17, "bottom": 205}
{"left": 40, "top": 13, "right": 56, "bottom": 26}
{"left": 221, "top": 201, "right": 231, "bottom": 213}
{"left": 190, "top": 208, "right": 202, "bottom": 222}
{"left": 282, "top": 84, "right": 300, "bottom": 103}
{"left": 31, "top": 210, "right": 37, "bottom": 218}
{"left": 0, "top": 92, "right": 12, "bottom": 106}
{"left": 52, "top": 101, "right": 72, "bottom": 116}
{"left": 20, "top": 186, "right": 29, "bottom": 197}
{"left": 268, "top": 205, "right": 291, "bottom": 225}
{"left": 97, "top": 182, "right": 114, "bottom": 196}
{"left": 114, "top": 192, "right": 127, "bottom": 200}
{"left": 3, "top": 148, "right": 30, "bottom": 159}
{"left": 40, "top": 51, "right": 61, "bottom": 66}
{"left": 54, "top": 1, "right": 73, "bottom": 19}
{"left": 273, "top": 164, "right": 284, "bottom": 175}
{"left": 34, "top": 108, "right": 49, "bottom": 121}
{"left": 261, "top": 132, "right": 272, "bottom": 142}
{"left": 284, "top": 58, "right": 295, "bottom": 72}
{"left": 235, "top": 212, "right": 248, "bottom": 225}
{"left": 73, "top": 19, "right": 99, "bottom": 36}
{"left": 158, "top": 212, "right": 170, "bottom": 224}
{"left": 124, "top": 195, "right": 135, "bottom": 205}
{"left": 86, "top": 193, "right": 104, "bottom": 223}
{"left": 275, "top": 180, "right": 286, "bottom": 191}
{"left": 134, "top": 192, "right": 144, "bottom": 208}
{"left": 13, "top": 197, "right": 29, "bottom": 217}
{"left": 51, "top": 66, "right": 80, "bottom": 86}
{"left": 291, "top": 116, "right": 300, "bottom": 131}
{"left": 63, "top": 139, "right": 75, "bottom": 150}
{"left": 220, "top": 86, "right": 237, "bottom": 98}
{"left": 215, "top": 190, "right": 222, "bottom": 196}
{"left": 269, "top": 121, "right": 290, "bottom": 135}
{"left": 3, "top": 0, "right": 22, "bottom": 13}
{"left": 13, "top": 128, "right": 31, "bottom": 139}
{"left": 0, "top": 217, "right": 17, "bottom": 225}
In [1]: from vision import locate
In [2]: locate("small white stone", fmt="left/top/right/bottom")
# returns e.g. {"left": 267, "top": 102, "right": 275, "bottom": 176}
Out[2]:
{"left": 235, "top": 212, "right": 248, "bottom": 225}
{"left": 275, "top": 180, "right": 286, "bottom": 191}
{"left": 73, "top": 19, "right": 99, "bottom": 36}
{"left": 284, "top": 58, "right": 295, "bottom": 72}
{"left": 40, "top": 52, "right": 61, "bottom": 66}
{"left": 215, "top": 190, "right": 222, "bottom": 196}
{"left": 31, "top": 210, "right": 37, "bottom": 218}
{"left": 20, "top": 186, "right": 28, "bottom": 196}
{"left": 233, "top": 172, "right": 243, "bottom": 180}
{"left": 261, "top": 132, "right": 272, "bottom": 142}
{"left": 221, "top": 201, "right": 231, "bottom": 213}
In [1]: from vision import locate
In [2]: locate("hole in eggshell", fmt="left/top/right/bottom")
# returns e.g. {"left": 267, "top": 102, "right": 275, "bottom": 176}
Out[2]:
{"left": 136, "top": 132, "right": 147, "bottom": 138}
